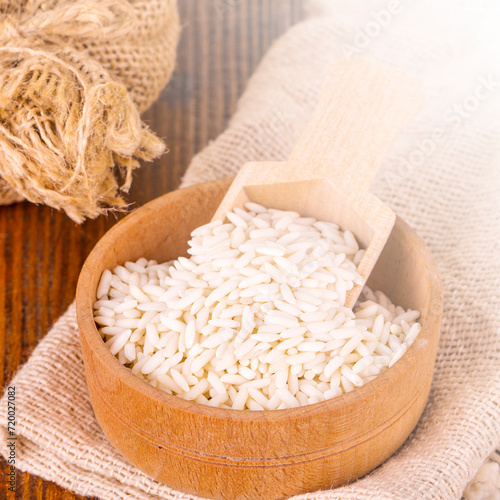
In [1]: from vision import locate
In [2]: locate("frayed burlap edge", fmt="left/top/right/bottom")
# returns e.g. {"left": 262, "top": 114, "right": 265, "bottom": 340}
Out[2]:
{"left": 0, "top": 0, "right": 180, "bottom": 222}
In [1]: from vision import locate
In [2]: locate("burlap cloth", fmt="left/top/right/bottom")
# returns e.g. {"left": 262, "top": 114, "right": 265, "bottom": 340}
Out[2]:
{"left": 0, "top": 0, "right": 180, "bottom": 222}
{"left": 1, "top": 0, "right": 500, "bottom": 498}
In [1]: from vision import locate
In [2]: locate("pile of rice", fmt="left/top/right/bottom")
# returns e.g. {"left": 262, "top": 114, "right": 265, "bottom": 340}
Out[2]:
{"left": 94, "top": 202, "right": 421, "bottom": 410}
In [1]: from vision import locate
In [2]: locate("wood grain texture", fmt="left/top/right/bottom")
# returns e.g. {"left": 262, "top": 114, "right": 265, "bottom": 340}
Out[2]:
{"left": 0, "top": 1, "right": 304, "bottom": 498}
{"left": 76, "top": 179, "right": 442, "bottom": 500}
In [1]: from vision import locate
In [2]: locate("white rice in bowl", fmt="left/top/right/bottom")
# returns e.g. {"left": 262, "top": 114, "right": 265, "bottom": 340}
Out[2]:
{"left": 93, "top": 202, "right": 421, "bottom": 410}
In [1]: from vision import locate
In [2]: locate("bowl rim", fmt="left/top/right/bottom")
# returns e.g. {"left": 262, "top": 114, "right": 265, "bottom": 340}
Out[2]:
{"left": 76, "top": 179, "right": 443, "bottom": 422}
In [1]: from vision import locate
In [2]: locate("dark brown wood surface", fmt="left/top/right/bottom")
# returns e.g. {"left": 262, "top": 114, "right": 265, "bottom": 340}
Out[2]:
{"left": 0, "top": 1, "right": 303, "bottom": 498}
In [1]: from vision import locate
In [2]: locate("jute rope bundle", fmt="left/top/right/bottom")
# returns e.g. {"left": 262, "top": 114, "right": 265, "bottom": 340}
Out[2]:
{"left": 0, "top": 0, "right": 180, "bottom": 222}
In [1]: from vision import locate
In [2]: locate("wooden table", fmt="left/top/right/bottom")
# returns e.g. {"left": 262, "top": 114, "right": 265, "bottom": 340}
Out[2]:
{"left": 0, "top": 1, "right": 303, "bottom": 498}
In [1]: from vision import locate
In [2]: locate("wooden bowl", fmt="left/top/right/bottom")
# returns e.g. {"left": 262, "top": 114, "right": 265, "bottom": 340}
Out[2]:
{"left": 76, "top": 179, "right": 442, "bottom": 500}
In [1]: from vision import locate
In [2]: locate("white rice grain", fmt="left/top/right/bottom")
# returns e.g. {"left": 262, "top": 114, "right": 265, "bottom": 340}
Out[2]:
{"left": 95, "top": 204, "right": 421, "bottom": 410}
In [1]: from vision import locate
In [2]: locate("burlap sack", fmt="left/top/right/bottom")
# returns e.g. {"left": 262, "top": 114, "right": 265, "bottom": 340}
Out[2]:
{"left": 1, "top": 0, "right": 500, "bottom": 499}
{"left": 0, "top": 0, "right": 180, "bottom": 222}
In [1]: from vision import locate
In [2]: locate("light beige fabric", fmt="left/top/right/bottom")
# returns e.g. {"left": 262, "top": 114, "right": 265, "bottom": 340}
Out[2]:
{"left": 1, "top": 1, "right": 500, "bottom": 498}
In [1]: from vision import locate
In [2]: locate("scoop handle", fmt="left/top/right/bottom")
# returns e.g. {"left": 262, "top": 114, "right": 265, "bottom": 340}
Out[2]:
{"left": 288, "top": 58, "right": 425, "bottom": 192}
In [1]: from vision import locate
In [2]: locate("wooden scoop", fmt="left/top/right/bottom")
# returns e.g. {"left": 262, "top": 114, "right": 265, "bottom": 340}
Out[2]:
{"left": 213, "top": 58, "right": 425, "bottom": 308}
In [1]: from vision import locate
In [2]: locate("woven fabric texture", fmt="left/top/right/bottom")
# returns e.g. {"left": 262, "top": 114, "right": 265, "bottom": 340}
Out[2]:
{"left": 1, "top": 0, "right": 500, "bottom": 498}
{"left": 0, "top": 0, "right": 180, "bottom": 222}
